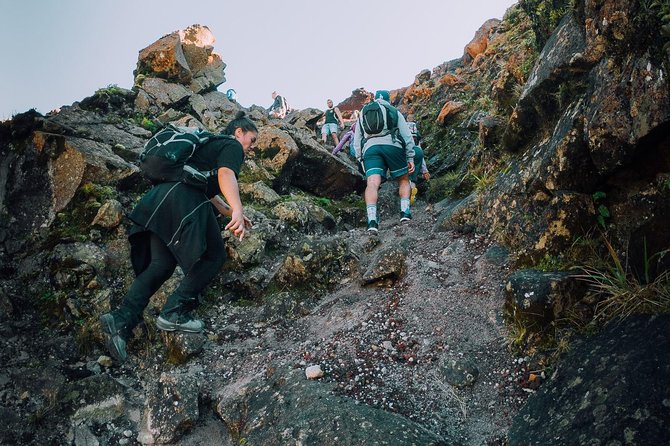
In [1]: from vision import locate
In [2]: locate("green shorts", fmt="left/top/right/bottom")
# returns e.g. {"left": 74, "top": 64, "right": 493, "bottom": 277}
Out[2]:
{"left": 410, "top": 146, "right": 424, "bottom": 182}
{"left": 363, "top": 144, "right": 409, "bottom": 179}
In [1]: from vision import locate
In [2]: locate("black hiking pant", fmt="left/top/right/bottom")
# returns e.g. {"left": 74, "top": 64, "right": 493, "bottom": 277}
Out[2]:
{"left": 113, "top": 227, "right": 225, "bottom": 338}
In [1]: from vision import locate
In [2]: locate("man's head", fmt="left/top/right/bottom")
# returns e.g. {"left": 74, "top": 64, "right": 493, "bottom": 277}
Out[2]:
{"left": 272, "top": 91, "right": 278, "bottom": 99}
{"left": 327, "top": 99, "right": 333, "bottom": 108}
{"left": 374, "top": 90, "right": 390, "bottom": 101}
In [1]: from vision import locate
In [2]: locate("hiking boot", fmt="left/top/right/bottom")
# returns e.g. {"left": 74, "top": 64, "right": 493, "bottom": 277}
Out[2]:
{"left": 156, "top": 315, "right": 205, "bottom": 333}
{"left": 367, "top": 220, "right": 379, "bottom": 234}
{"left": 99, "top": 313, "right": 128, "bottom": 363}
{"left": 400, "top": 211, "right": 412, "bottom": 223}
{"left": 410, "top": 186, "right": 418, "bottom": 205}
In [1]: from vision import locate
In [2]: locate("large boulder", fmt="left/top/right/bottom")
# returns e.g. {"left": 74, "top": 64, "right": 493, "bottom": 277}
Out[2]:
{"left": 509, "top": 314, "right": 670, "bottom": 446}
{"left": 134, "top": 24, "right": 225, "bottom": 94}
{"left": 286, "top": 128, "right": 365, "bottom": 199}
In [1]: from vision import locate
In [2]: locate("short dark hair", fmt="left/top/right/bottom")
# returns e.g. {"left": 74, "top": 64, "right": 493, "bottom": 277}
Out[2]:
{"left": 224, "top": 111, "right": 258, "bottom": 135}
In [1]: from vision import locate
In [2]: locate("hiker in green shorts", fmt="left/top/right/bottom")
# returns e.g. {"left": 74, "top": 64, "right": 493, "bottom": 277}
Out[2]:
{"left": 352, "top": 90, "right": 416, "bottom": 234}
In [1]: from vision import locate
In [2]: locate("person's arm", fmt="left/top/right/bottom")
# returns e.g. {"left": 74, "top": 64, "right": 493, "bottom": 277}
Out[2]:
{"left": 421, "top": 159, "right": 430, "bottom": 179}
{"left": 335, "top": 107, "right": 345, "bottom": 128}
{"left": 397, "top": 112, "right": 416, "bottom": 161}
{"left": 211, "top": 194, "right": 253, "bottom": 228}
{"left": 217, "top": 167, "right": 247, "bottom": 241}
{"left": 332, "top": 130, "right": 353, "bottom": 155}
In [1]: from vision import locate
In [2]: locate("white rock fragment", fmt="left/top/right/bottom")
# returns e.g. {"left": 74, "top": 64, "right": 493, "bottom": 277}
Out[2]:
{"left": 305, "top": 365, "right": 324, "bottom": 379}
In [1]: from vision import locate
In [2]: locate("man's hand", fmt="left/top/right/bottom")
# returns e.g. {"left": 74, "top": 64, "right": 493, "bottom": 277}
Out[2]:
{"left": 407, "top": 161, "right": 415, "bottom": 175}
{"left": 423, "top": 172, "right": 431, "bottom": 180}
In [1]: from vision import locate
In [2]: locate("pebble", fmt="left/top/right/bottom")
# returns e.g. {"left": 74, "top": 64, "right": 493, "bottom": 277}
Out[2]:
{"left": 97, "top": 356, "right": 113, "bottom": 368}
{"left": 305, "top": 365, "right": 324, "bottom": 379}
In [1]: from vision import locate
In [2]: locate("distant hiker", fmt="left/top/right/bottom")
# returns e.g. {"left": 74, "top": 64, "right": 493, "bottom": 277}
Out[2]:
{"left": 332, "top": 118, "right": 357, "bottom": 156}
{"left": 320, "top": 99, "right": 345, "bottom": 146}
{"left": 226, "top": 88, "right": 237, "bottom": 101}
{"left": 352, "top": 90, "right": 415, "bottom": 234}
{"left": 99, "top": 111, "right": 258, "bottom": 363}
{"left": 407, "top": 122, "right": 430, "bottom": 204}
{"left": 268, "top": 91, "right": 289, "bottom": 118}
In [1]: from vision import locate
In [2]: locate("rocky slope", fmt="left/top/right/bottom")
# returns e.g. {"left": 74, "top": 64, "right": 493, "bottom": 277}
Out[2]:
{"left": 0, "top": 1, "right": 669, "bottom": 444}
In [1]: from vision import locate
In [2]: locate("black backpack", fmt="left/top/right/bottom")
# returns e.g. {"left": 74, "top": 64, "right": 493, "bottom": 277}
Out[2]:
{"left": 359, "top": 101, "right": 404, "bottom": 147}
{"left": 139, "top": 124, "right": 232, "bottom": 190}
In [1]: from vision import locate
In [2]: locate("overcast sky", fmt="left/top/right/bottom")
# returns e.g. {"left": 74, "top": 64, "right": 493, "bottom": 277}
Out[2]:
{"left": 0, "top": 0, "right": 517, "bottom": 120}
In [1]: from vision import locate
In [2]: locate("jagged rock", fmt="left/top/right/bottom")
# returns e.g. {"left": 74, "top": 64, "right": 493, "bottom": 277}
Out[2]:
{"left": 136, "top": 32, "right": 191, "bottom": 84}
{"left": 161, "top": 331, "right": 207, "bottom": 364}
{"left": 436, "top": 101, "right": 464, "bottom": 125}
{"left": 508, "top": 314, "right": 670, "bottom": 446}
{"left": 362, "top": 245, "right": 408, "bottom": 286}
{"left": 213, "top": 368, "right": 448, "bottom": 445}
{"left": 91, "top": 199, "right": 124, "bottom": 228}
{"left": 195, "top": 90, "right": 242, "bottom": 129}
{"left": 254, "top": 126, "right": 300, "bottom": 194}
{"left": 138, "top": 373, "right": 199, "bottom": 444}
{"left": 336, "top": 87, "right": 374, "bottom": 116}
{"left": 272, "top": 237, "right": 353, "bottom": 290}
{"left": 220, "top": 266, "right": 273, "bottom": 300}
{"left": 179, "top": 25, "right": 226, "bottom": 93}
{"left": 135, "top": 77, "right": 192, "bottom": 113}
{"left": 478, "top": 114, "right": 505, "bottom": 148}
{"left": 271, "top": 200, "right": 335, "bottom": 233}
{"left": 415, "top": 69, "right": 432, "bottom": 84}
{"left": 50, "top": 242, "right": 107, "bottom": 290}
{"left": 224, "top": 231, "right": 266, "bottom": 269}
{"left": 45, "top": 103, "right": 151, "bottom": 152}
{"left": 287, "top": 127, "right": 365, "bottom": 199}
{"left": 13, "top": 131, "right": 135, "bottom": 232}
{"left": 464, "top": 19, "right": 500, "bottom": 61}
{"left": 239, "top": 181, "right": 281, "bottom": 205}
{"left": 442, "top": 357, "right": 479, "bottom": 387}
{"left": 503, "top": 13, "right": 587, "bottom": 151}
{"left": 585, "top": 55, "right": 670, "bottom": 175}
{"left": 286, "top": 107, "right": 324, "bottom": 131}
{"left": 505, "top": 269, "right": 586, "bottom": 327}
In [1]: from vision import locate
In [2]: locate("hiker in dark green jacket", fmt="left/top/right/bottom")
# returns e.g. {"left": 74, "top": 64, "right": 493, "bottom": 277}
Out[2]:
{"left": 100, "top": 111, "right": 258, "bottom": 363}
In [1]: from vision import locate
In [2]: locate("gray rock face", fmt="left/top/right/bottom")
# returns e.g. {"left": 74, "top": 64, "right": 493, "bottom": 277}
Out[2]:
{"left": 509, "top": 314, "right": 670, "bottom": 446}
{"left": 214, "top": 368, "right": 448, "bottom": 445}
{"left": 138, "top": 373, "right": 200, "bottom": 444}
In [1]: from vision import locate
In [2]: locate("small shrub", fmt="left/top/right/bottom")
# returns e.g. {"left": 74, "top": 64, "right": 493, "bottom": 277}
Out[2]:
{"left": 576, "top": 238, "right": 670, "bottom": 325}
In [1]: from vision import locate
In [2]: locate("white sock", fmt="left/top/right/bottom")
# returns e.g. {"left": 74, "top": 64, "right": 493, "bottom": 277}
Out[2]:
{"left": 366, "top": 204, "right": 377, "bottom": 223}
{"left": 400, "top": 198, "right": 410, "bottom": 214}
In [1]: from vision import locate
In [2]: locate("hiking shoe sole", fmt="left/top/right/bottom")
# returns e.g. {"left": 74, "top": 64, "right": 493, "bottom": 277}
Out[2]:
{"left": 400, "top": 216, "right": 412, "bottom": 223}
{"left": 156, "top": 316, "right": 205, "bottom": 333}
{"left": 99, "top": 313, "right": 128, "bottom": 363}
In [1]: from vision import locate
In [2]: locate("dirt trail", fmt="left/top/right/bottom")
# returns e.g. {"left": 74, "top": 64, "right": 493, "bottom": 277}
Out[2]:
{"left": 188, "top": 191, "right": 529, "bottom": 445}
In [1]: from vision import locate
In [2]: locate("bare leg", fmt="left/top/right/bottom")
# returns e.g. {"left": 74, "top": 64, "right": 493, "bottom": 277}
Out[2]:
{"left": 398, "top": 174, "right": 411, "bottom": 200}
{"left": 365, "top": 174, "right": 382, "bottom": 206}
